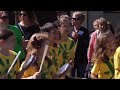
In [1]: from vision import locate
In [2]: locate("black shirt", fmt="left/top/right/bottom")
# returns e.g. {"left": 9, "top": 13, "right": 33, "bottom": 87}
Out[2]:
{"left": 17, "top": 23, "right": 40, "bottom": 40}
{"left": 70, "top": 26, "right": 90, "bottom": 67}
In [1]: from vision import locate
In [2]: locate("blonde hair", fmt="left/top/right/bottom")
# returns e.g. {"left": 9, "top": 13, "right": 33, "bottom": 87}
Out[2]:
{"left": 93, "top": 19, "right": 99, "bottom": 25}
{"left": 72, "top": 11, "right": 85, "bottom": 23}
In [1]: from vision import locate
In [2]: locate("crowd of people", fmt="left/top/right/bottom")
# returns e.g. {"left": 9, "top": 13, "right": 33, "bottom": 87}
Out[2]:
{"left": 0, "top": 11, "right": 120, "bottom": 79}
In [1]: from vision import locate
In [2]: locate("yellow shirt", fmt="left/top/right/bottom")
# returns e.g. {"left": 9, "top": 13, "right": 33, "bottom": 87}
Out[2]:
{"left": 41, "top": 45, "right": 59, "bottom": 79}
{"left": 57, "top": 37, "right": 76, "bottom": 78}
{"left": 20, "top": 38, "right": 76, "bottom": 79}
{"left": 114, "top": 46, "right": 120, "bottom": 79}
{"left": 91, "top": 58, "right": 114, "bottom": 79}
{"left": 0, "top": 50, "right": 20, "bottom": 79}
{"left": 58, "top": 37, "right": 76, "bottom": 66}
{"left": 20, "top": 45, "right": 59, "bottom": 79}
{"left": 19, "top": 61, "right": 39, "bottom": 78}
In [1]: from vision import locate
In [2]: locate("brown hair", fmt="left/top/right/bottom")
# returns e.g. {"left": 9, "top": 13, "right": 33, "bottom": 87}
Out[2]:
{"left": 18, "top": 11, "right": 38, "bottom": 24}
{"left": 58, "top": 17, "right": 72, "bottom": 27}
{"left": 93, "top": 30, "right": 115, "bottom": 62}
{"left": 26, "top": 32, "right": 48, "bottom": 53}
{"left": 98, "top": 17, "right": 108, "bottom": 32}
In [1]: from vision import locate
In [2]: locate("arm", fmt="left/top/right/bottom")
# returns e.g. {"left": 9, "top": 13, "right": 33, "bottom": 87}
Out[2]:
{"left": 90, "top": 61, "right": 99, "bottom": 79}
{"left": 21, "top": 72, "right": 41, "bottom": 79}
{"left": 90, "top": 73, "right": 98, "bottom": 79}
{"left": 87, "top": 32, "right": 96, "bottom": 63}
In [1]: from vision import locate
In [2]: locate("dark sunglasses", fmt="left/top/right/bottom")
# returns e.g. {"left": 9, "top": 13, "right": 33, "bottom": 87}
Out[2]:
{"left": 71, "top": 18, "right": 80, "bottom": 20}
{"left": 19, "top": 13, "right": 27, "bottom": 16}
{"left": 0, "top": 16, "right": 8, "bottom": 19}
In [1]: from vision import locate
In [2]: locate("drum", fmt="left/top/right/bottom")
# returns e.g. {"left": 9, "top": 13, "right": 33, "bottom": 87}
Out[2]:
{"left": 22, "top": 55, "right": 37, "bottom": 70}
{"left": 17, "top": 55, "right": 37, "bottom": 79}
{"left": 53, "top": 60, "right": 73, "bottom": 79}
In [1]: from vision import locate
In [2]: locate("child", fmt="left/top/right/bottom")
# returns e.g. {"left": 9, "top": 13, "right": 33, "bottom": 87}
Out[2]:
{"left": 90, "top": 31, "right": 115, "bottom": 79}
{"left": 40, "top": 22, "right": 60, "bottom": 79}
{"left": 0, "top": 29, "right": 20, "bottom": 79}
{"left": 57, "top": 16, "right": 76, "bottom": 78}
{"left": 19, "top": 22, "right": 60, "bottom": 79}
{"left": 85, "top": 19, "right": 99, "bottom": 78}
{"left": 18, "top": 32, "right": 49, "bottom": 78}
{"left": 87, "top": 19, "right": 99, "bottom": 64}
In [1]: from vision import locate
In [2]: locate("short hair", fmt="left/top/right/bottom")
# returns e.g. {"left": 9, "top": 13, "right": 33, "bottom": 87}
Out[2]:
{"left": 72, "top": 11, "right": 85, "bottom": 23}
{"left": 40, "top": 22, "right": 58, "bottom": 32}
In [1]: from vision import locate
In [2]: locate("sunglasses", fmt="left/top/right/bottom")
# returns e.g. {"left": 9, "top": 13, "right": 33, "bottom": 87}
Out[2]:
{"left": 0, "top": 16, "right": 8, "bottom": 19}
{"left": 19, "top": 13, "right": 27, "bottom": 16}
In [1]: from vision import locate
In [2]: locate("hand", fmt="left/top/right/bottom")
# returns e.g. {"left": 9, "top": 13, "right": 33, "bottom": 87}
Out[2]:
{"left": 71, "top": 31, "right": 78, "bottom": 40}
{"left": 32, "top": 72, "right": 41, "bottom": 79}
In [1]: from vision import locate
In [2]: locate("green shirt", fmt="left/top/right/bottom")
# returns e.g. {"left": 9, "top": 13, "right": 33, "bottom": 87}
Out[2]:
{"left": 8, "top": 25, "right": 25, "bottom": 60}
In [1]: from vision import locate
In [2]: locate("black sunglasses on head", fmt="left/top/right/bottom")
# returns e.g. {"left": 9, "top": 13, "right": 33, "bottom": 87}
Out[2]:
{"left": 19, "top": 13, "right": 27, "bottom": 16}
{"left": 0, "top": 16, "right": 8, "bottom": 19}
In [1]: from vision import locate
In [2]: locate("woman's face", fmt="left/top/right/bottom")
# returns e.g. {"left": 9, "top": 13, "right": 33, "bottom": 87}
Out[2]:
{"left": 71, "top": 14, "right": 81, "bottom": 26}
{"left": 0, "top": 12, "right": 9, "bottom": 29}
{"left": 19, "top": 11, "right": 29, "bottom": 22}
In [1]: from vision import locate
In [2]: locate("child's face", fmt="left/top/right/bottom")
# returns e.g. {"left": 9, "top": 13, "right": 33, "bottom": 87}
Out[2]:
{"left": 4, "top": 35, "right": 16, "bottom": 50}
{"left": 59, "top": 23, "right": 72, "bottom": 36}
{"left": 99, "top": 23, "right": 107, "bottom": 32}
{"left": 93, "top": 21, "right": 99, "bottom": 30}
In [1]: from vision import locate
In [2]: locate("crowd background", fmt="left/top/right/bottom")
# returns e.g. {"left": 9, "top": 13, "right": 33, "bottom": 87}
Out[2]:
{"left": 0, "top": 11, "right": 120, "bottom": 79}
